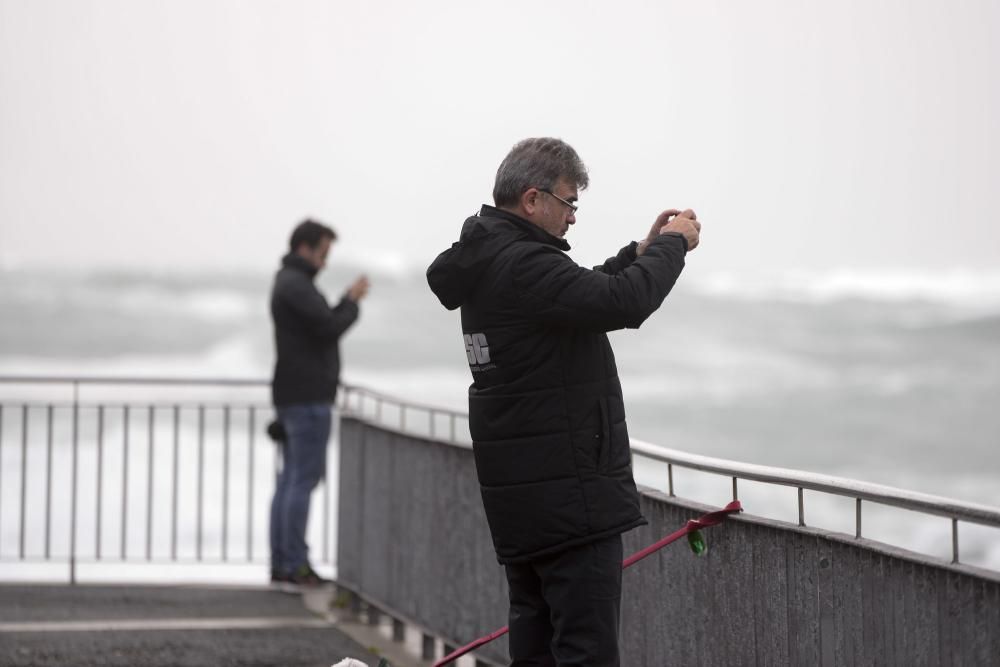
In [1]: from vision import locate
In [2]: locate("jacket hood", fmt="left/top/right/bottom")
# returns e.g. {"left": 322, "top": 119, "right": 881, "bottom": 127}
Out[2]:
{"left": 426, "top": 205, "right": 570, "bottom": 310}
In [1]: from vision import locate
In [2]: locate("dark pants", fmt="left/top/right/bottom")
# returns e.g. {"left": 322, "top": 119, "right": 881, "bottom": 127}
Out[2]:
{"left": 269, "top": 402, "right": 331, "bottom": 573}
{"left": 504, "top": 534, "right": 623, "bottom": 667}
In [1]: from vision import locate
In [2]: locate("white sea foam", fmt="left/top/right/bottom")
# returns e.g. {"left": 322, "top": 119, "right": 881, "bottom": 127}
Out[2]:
{"left": 0, "top": 335, "right": 269, "bottom": 379}
{"left": 108, "top": 285, "right": 256, "bottom": 322}
{"left": 691, "top": 267, "right": 1000, "bottom": 308}
{"left": 336, "top": 250, "right": 424, "bottom": 280}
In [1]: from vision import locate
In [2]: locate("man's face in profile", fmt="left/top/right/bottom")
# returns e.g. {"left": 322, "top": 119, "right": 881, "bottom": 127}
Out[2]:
{"left": 535, "top": 179, "right": 578, "bottom": 239}
{"left": 300, "top": 237, "right": 332, "bottom": 271}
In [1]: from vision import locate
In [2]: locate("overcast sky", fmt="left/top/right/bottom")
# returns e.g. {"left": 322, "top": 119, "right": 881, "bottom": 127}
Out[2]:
{"left": 1, "top": 0, "right": 997, "bottom": 276}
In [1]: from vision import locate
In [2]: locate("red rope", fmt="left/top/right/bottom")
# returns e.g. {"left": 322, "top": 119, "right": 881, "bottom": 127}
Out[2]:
{"left": 432, "top": 500, "right": 743, "bottom": 667}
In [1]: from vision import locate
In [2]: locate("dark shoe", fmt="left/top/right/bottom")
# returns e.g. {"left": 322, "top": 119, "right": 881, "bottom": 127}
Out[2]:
{"left": 271, "top": 568, "right": 301, "bottom": 594}
{"left": 288, "top": 563, "right": 331, "bottom": 588}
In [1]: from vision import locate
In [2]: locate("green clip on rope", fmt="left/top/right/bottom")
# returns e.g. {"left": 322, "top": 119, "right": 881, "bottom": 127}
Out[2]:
{"left": 687, "top": 528, "right": 708, "bottom": 556}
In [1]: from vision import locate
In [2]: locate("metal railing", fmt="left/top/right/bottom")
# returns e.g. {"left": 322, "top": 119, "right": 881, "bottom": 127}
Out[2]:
{"left": 628, "top": 440, "right": 1000, "bottom": 565}
{"left": 3, "top": 375, "right": 998, "bottom": 580}
{"left": 0, "top": 375, "right": 339, "bottom": 583}
{"left": 336, "top": 382, "right": 1000, "bottom": 571}
{"left": 337, "top": 383, "right": 470, "bottom": 445}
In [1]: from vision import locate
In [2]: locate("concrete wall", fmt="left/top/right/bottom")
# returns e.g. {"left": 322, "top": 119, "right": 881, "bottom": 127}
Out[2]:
{"left": 337, "top": 417, "right": 1000, "bottom": 666}
{"left": 336, "top": 417, "right": 510, "bottom": 664}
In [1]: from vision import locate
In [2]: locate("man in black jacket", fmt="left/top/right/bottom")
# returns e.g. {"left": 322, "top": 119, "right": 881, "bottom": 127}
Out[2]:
{"left": 427, "top": 138, "right": 700, "bottom": 666}
{"left": 270, "top": 219, "right": 368, "bottom": 587}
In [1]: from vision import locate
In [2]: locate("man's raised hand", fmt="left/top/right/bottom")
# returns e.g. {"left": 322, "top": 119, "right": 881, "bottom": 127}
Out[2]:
{"left": 637, "top": 209, "right": 700, "bottom": 255}
{"left": 660, "top": 208, "right": 700, "bottom": 251}
{"left": 347, "top": 275, "right": 370, "bottom": 302}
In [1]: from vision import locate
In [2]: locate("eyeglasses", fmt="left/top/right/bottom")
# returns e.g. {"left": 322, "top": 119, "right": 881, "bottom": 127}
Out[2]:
{"left": 538, "top": 188, "right": 578, "bottom": 214}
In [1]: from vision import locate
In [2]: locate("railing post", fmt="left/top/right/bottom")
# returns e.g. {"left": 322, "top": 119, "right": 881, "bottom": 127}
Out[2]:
{"left": 0, "top": 405, "right": 3, "bottom": 556}
{"left": 70, "top": 382, "right": 79, "bottom": 584}
{"left": 855, "top": 498, "right": 862, "bottom": 538}
{"left": 247, "top": 406, "right": 255, "bottom": 562}
{"left": 732, "top": 476, "right": 738, "bottom": 501}
{"left": 147, "top": 405, "right": 155, "bottom": 561}
{"left": 797, "top": 487, "right": 805, "bottom": 527}
{"left": 328, "top": 402, "right": 342, "bottom": 565}
{"left": 19, "top": 404, "right": 27, "bottom": 560}
{"left": 222, "top": 405, "right": 230, "bottom": 562}
{"left": 45, "top": 404, "right": 53, "bottom": 561}
{"left": 121, "top": 404, "right": 130, "bottom": 560}
{"left": 422, "top": 634, "right": 436, "bottom": 660}
{"left": 367, "top": 604, "right": 381, "bottom": 626}
{"left": 350, "top": 591, "right": 363, "bottom": 616}
{"left": 951, "top": 518, "right": 959, "bottom": 564}
{"left": 171, "top": 405, "right": 179, "bottom": 562}
{"left": 197, "top": 404, "right": 204, "bottom": 561}
{"left": 668, "top": 463, "right": 674, "bottom": 497}
{"left": 96, "top": 405, "right": 104, "bottom": 560}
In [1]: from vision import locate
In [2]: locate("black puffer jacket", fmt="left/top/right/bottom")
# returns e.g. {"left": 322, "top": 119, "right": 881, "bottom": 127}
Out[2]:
{"left": 271, "top": 254, "right": 359, "bottom": 407}
{"left": 427, "top": 205, "right": 687, "bottom": 563}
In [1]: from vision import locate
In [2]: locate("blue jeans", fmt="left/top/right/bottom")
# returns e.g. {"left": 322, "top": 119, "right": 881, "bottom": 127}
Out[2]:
{"left": 269, "top": 402, "right": 332, "bottom": 574}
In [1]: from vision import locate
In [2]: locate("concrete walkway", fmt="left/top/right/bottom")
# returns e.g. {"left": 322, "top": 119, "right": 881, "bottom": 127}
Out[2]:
{"left": 0, "top": 584, "right": 425, "bottom": 667}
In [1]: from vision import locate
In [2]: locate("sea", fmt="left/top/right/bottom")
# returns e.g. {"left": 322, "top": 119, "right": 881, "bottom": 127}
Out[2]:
{"left": 1, "top": 263, "right": 999, "bottom": 572}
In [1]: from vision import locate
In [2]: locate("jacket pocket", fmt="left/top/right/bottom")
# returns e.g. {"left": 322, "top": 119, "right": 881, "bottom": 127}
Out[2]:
{"left": 597, "top": 398, "right": 611, "bottom": 472}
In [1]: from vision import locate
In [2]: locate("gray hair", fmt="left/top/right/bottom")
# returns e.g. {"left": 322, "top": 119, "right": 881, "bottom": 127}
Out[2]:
{"left": 492, "top": 137, "right": 589, "bottom": 207}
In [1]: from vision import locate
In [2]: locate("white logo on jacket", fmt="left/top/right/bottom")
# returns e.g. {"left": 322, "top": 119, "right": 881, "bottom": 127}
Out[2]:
{"left": 464, "top": 333, "right": 495, "bottom": 371}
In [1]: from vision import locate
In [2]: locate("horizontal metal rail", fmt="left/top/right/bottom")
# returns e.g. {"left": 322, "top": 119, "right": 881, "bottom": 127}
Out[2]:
{"left": 0, "top": 376, "right": 268, "bottom": 387}
{"left": 629, "top": 439, "right": 1000, "bottom": 529}
{"left": 7, "top": 401, "right": 274, "bottom": 410}
{"left": 340, "top": 384, "right": 466, "bottom": 422}
{"left": 339, "top": 383, "right": 469, "bottom": 446}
